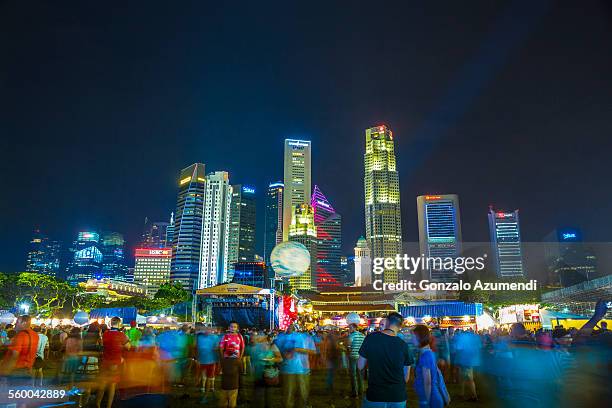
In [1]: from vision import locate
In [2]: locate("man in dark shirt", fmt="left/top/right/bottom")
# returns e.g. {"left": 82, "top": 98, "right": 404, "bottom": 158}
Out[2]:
{"left": 358, "top": 312, "right": 412, "bottom": 407}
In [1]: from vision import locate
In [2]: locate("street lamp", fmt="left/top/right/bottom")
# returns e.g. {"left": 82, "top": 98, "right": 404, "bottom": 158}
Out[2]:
{"left": 19, "top": 303, "right": 30, "bottom": 315}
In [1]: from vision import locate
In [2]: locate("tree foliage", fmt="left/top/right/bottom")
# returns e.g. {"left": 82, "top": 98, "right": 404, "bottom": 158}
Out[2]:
{"left": 154, "top": 282, "right": 190, "bottom": 304}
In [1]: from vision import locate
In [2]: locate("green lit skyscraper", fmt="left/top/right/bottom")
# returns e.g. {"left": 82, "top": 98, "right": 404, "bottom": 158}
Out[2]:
{"left": 364, "top": 125, "right": 402, "bottom": 283}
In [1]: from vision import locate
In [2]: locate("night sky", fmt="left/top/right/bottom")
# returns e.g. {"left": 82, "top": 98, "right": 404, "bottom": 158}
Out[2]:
{"left": 1, "top": 1, "right": 612, "bottom": 271}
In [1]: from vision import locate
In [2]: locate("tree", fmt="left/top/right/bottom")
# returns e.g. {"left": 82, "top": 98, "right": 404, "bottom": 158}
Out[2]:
{"left": 15, "top": 272, "right": 78, "bottom": 317}
{"left": 154, "top": 282, "right": 190, "bottom": 315}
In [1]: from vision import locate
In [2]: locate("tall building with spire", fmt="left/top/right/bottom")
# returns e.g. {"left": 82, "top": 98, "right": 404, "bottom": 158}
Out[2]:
{"left": 170, "top": 163, "right": 206, "bottom": 291}
{"left": 288, "top": 204, "right": 317, "bottom": 290}
{"left": 227, "top": 184, "right": 257, "bottom": 280}
{"left": 364, "top": 125, "right": 402, "bottom": 283}
{"left": 264, "top": 182, "right": 284, "bottom": 264}
{"left": 283, "top": 139, "right": 311, "bottom": 242}
{"left": 311, "top": 185, "right": 342, "bottom": 289}
{"left": 199, "top": 171, "right": 232, "bottom": 289}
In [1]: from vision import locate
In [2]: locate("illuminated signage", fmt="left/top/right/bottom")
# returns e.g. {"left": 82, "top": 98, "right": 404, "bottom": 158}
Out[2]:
{"left": 495, "top": 212, "right": 514, "bottom": 219}
{"left": 242, "top": 186, "right": 255, "bottom": 194}
{"left": 179, "top": 176, "right": 192, "bottom": 185}
{"left": 269, "top": 182, "right": 284, "bottom": 188}
{"left": 316, "top": 200, "right": 331, "bottom": 208}
{"left": 562, "top": 232, "right": 577, "bottom": 240}
{"left": 75, "top": 246, "right": 103, "bottom": 262}
{"left": 424, "top": 195, "right": 442, "bottom": 200}
{"left": 287, "top": 140, "right": 310, "bottom": 148}
{"left": 135, "top": 248, "right": 172, "bottom": 258}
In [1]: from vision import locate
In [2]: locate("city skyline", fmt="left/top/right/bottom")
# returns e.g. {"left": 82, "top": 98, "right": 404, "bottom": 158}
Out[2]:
{"left": 3, "top": 2, "right": 612, "bottom": 272}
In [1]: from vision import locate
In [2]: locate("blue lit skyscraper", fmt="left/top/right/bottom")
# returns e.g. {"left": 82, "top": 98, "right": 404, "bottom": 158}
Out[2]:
{"left": 228, "top": 184, "right": 257, "bottom": 280}
{"left": 65, "top": 231, "right": 103, "bottom": 285}
{"left": 171, "top": 163, "right": 206, "bottom": 291}
{"left": 417, "top": 194, "right": 462, "bottom": 282}
{"left": 488, "top": 207, "right": 525, "bottom": 278}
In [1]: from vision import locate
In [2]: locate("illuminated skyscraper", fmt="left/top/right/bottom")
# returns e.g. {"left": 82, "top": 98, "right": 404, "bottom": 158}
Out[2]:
{"left": 101, "top": 232, "right": 128, "bottom": 281}
{"left": 283, "top": 139, "right": 311, "bottom": 242}
{"left": 264, "top": 182, "right": 284, "bottom": 264}
{"left": 312, "top": 185, "right": 342, "bottom": 289}
{"left": 544, "top": 227, "right": 597, "bottom": 287}
{"left": 66, "top": 231, "right": 103, "bottom": 285}
{"left": 364, "top": 125, "right": 402, "bottom": 283}
{"left": 199, "top": 171, "right": 232, "bottom": 289}
{"left": 417, "top": 194, "right": 462, "bottom": 282}
{"left": 141, "top": 219, "right": 170, "bottom": 248}
{"left": 228, "top": 184, "right": 257, "bottom": 280}
{"left": 488, "top": 207, "right": 525, "bottom": 278}
{"left": 171, "top": 163, "right": 206, "bottom": 291}
{"left": 231, "top": 261, "right": 268, "bottom": 288}
{"left": 288, "top": 204, "right": 317, "bottom": 290}
{"left": 354, "top": 236, "right": 372, "bottom": 287}
{"left": 25, "top": 228, "right": 61, "bottom": 277}
{"left": 134, "top": 247, "right": 172, "bottom": 296}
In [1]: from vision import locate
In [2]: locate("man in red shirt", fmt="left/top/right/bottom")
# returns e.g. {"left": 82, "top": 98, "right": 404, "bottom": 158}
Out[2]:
{"left": 96, "top": 316, "right": 129, "bottom": 408}
{"left": 218, "top": 321, "right": 244, "bottom": 408}
{"left": 0, "top": 315, "right": 39, "bottom": 383}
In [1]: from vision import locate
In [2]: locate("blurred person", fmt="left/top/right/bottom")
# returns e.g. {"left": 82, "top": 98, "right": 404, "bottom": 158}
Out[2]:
{"left": 195, "top": 325, "right": 220, "bottom": 400}
{"left": 358, "top": 312, "right": 412, "bottom": 408}
{"left": 0, "top": 315, "right": 39, "bottom": 384}
{"left": 32, "top": 326, "right": 48, "bottom": 386}
{"left": 274, "top": 324, "right": 316, "bottom": 408}
{"left": 346, "top": 323, "right": 365, "bottom": 397}
{"left": 454, "top": 328, "right": 481, "bottom": 401}
{"left": 61, "top": 327, "right": 83, "bottom": 387}
{"left": 250, "top": 331, "right": 282, "bottom": 408}
{"left": 431, "top": 327, "right": 450, "bottom": 380}
{"left": 126, "top": 321, "right": 142, "bottom": 348}
{"left": 218, "top": 321, "right": 245, "bottom": 408}
{"left": 321, "top": 330, "right": 341, "bottom": 392}
{"left": 413, "top": 325, "right": 449, "bottom": 408}
{"left": 139, "top": 326, "right": 157, "bottom": 350}
{"left": 96, "top": 316, "right": 129, "bottom": 408}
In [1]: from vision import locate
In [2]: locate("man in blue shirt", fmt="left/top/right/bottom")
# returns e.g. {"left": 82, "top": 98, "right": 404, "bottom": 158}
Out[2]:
{"left": 274, "top": 325, "right": 316, "bottom": 408}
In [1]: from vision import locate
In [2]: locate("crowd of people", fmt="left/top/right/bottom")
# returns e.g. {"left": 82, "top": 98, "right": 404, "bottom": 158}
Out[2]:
{"left": 0, "top": 301, "right": 610, "bottom": 408}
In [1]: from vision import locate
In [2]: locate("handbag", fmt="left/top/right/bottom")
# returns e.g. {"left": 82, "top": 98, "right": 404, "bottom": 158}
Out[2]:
{"left": 263, "top": 366, "right": 279, "bottom": 386}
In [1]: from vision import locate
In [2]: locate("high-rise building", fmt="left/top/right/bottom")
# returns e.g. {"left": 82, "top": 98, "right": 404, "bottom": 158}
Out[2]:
{"left": 283, "top": 139, "right": 312, "bottom": 242}
{"left": 340, "top": 255, "right": 355, "bottom": 286}
{"left": 25, "top": 228, "right": 61, "bottom": 277}
{"left": 417, "top": 194, "right": 463, "bottom": 282}
{"left": 101, "top": 232, "right": 129, "bottom": 281}
{"left": 544, "top": 228, "right": 597, "bottom": 287}
{"left": 199, "top": 171, "right": 232, "bottom": 289}
{"left": 66, "top": 231, "right": 104, "bottom": 285}
{"left": 171, "top": 163, "right": 206, "bottom": 291}
{"left": 288, "top": 204, "right": 317, "bottom": 290}
{"left": 488, "top": 208, "right": 525, "bottom": 278}
{"left": 228, "top": 185, "right": 257, "bottom": 280}
{"left": 312, "top": 185, "right": 342, "bottom": 289}
{"left": 133, "top": 247, "right": 172, "bottom": 296}
{"left": 141, "top": 219, "right": 170, "bottom": 248}
{"left": 354, "top": 236, "right": 372, "bottom": 287}
{"left": 231, "top": 261, "right": 268, "bottom": 288}
{"left": 264, "top": 182, "right": 284, "bottom": 264}
{"left": 364, "top": 125, "right": 402, "bottom": 283}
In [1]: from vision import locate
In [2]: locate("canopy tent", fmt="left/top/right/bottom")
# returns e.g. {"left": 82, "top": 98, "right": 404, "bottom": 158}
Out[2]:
{"left": 196, "top": 282, "right": 267, "bottom": 296}
{"left": 399, "top": 301, "right": 483, "bottom": 318}
{"left": 539, "top": 309, "right": 588, "bottom": 329}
